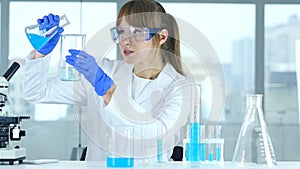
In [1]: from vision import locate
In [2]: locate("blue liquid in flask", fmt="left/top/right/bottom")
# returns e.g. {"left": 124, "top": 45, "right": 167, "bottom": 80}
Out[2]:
{"left": 26, "top": 33, "right": 50, "bottom": 50}
{"left": 106, "top": 157, "right": 134, "bottom": 168}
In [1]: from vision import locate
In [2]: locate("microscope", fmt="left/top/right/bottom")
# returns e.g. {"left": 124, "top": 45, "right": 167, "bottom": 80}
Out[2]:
{"left": 0, "top": 62, "right": 30, "bottom": 165}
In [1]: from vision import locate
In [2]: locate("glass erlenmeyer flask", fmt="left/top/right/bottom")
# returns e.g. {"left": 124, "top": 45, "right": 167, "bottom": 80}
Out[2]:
{"left": 232, "top": 94, "right": 277, "bottom": 167}
{"left": 25, "top": 14, "right": 70, "bottom": 50}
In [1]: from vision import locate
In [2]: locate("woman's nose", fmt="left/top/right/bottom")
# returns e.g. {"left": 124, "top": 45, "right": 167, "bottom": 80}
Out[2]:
{"left": 119, "top": 35, "right": 132, "bottom": 45}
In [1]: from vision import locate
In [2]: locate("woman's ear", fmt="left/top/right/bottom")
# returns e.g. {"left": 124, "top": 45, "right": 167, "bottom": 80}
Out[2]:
{"left": 159, "top": 29, "right": 168, "bottom": 45}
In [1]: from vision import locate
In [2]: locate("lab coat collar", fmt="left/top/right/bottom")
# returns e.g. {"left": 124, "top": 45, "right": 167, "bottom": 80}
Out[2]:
{"left": 113, "top": 62, "right": 183, "bottom": 103}
{"left": 133, "top": 63, "right": 182, "bottom": 104}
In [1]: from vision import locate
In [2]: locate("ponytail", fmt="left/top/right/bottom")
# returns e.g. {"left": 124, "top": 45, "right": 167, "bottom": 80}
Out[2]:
{"left": 160, "top": 13, "right": 184, "bottom": 76}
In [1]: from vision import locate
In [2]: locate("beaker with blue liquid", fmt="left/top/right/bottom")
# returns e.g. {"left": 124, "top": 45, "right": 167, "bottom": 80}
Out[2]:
{"left": 106, "top": 125, "right": 134, "bottom": 168}
{"left": 25, "top": 14, "right": 70, "bottom": 51}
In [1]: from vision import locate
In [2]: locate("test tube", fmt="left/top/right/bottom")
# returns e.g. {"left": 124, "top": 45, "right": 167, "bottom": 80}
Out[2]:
{"left": 208, "top": 125, "right": 214, "bottom": 161}
{"left": 184, "top": 125, "right": 190, "bottom": 161}
{"left": 200, "top": 125, "right": 206, "bottom": 161}
{"left": 215, "top": 125, "right": 222, "bottom": 161}
{"left": 138, "top": 126, "right": 149, "bottom": 165}
{"left": 157, "top": 122, "right": 164, "bottom": 163}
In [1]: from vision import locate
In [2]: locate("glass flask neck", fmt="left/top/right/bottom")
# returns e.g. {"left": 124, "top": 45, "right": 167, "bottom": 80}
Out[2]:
{"left": 246, "top": 94, "right": 263, "bottom": 108}
{"left": 244, "top": 94, "right": 263, "bottom": 123}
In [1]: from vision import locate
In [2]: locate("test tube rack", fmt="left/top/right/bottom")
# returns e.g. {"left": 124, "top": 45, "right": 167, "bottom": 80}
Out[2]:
{"left": 183, "top": 138, "right": 224, "bottom": 165}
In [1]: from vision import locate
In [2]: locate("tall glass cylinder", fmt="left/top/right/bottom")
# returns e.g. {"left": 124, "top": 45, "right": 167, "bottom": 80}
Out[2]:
{"left": 60, "top": 34, "right": 86, "bottom": 81}
{"left": 232, "top": 94, "right": 277, "bottom": 167}
{"left": 189, "top": 84, "right": 201, "bottom": 162}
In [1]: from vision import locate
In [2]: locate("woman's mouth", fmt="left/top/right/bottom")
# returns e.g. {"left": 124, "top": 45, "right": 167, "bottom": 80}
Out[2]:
{"left": 123, "top": 50, "right": 134, "bottom": 57}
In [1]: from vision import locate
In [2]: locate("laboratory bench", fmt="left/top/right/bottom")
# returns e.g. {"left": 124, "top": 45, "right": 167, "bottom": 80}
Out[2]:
{"left": 1, "top": 161, "right": 300, "bottom": 169}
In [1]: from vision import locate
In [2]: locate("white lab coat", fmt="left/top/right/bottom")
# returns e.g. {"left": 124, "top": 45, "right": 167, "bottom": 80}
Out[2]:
{"left": 22, "top": 50, "right": 193, "bottom": 161}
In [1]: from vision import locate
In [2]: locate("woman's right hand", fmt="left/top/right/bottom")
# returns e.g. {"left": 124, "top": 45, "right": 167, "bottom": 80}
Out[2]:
{"left": 36, "top": 13, "right": 64, "bottom": 55}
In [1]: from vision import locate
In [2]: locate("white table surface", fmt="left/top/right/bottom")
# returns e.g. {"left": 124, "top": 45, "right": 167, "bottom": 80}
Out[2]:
{"left": 1, "top": 161, "right": 300, "bottom": 169}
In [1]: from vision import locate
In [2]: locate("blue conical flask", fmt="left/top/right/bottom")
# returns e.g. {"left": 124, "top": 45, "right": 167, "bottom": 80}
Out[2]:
{"left": 25, "top": 14, "right": 70, "bottom": 50}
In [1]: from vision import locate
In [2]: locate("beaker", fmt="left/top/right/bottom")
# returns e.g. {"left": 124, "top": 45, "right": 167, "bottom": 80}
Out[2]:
{"left": 106, "top": 125, "right": 134, "bottom": 168}
{"left": 60, "top": 34, "right": 86, "bottom": 81}
{"left": 25, "top": 14, "right": 70, "bottom": 51}
{"left": 232, "top": 94, "right": 277, "bottom": 167}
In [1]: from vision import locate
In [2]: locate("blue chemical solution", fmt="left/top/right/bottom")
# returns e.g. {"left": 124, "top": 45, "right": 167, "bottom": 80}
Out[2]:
{"left": 208, "top": 153, "right": 214, "bottom": 161}
{"left": 60, "top": 67, "right": 81, "bottom": 81}
{"left": 157, "top": 139, "right": 163, "bottom": 162}
{"left": 189, "top": 122, "right": 200, "bottom": 162}
{"left": 185, "top": 143, "right": 189, "bottom": 161}
{"left": 189, "top": 143, "right": 200, "bottom": 162}
{"left": 106, "top": 157, "right": 134, "bottom": 168}
{"left": 200, "top": 143, "right": 206, "bottom": 161}
{"left": 216, "top": 147, "right": 221, "bottom": 161}
{"left": 26, "top": 33, "right": 50, "bottom": 50}
{"left": 190, "top": 123, "right": 199, "bottom": 143}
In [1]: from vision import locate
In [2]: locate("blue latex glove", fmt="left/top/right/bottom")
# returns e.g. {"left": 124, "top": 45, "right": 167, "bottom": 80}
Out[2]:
{"left": 37, "top": 13, "right": 64, "bottom": 55}
{"left": 65, "top": 49, "right": 114, "bottom": 96}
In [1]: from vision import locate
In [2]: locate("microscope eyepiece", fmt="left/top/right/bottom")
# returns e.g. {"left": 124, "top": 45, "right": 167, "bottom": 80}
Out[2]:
{"left": 2, "top": 62, "right": 20, "bottom": 81}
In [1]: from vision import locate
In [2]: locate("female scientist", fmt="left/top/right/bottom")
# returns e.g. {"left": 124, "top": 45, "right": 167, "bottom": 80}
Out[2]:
{"left": 23, "top": 0, "right": 193, "bottom": 161}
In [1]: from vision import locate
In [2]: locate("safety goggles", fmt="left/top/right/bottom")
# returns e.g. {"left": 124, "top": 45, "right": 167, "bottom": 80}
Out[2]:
{"left": 110, "top": 26, "right": 161, "bottom": 44}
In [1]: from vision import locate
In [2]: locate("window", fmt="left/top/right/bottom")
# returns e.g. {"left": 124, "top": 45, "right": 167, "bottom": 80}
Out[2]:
{"left": 265, "top": 4, "right": 300, "bottom": 161}
{"left": 163, "top": 3, "right": 255, "bottom": 160}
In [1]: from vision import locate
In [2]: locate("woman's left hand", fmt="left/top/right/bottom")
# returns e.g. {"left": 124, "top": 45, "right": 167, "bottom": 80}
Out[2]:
{"left": 65, "top": 49, "right": 114, "bottom": 96}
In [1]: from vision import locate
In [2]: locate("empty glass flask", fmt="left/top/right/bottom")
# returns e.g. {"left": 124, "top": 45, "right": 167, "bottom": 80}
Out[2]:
{"left": 232, "top": 94, "right": 277, "bottom": 167}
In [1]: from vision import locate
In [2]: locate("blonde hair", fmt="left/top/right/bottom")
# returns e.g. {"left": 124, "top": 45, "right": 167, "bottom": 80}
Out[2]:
{"left": 117, "top": 0, "right": 184, "bottom": 76}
